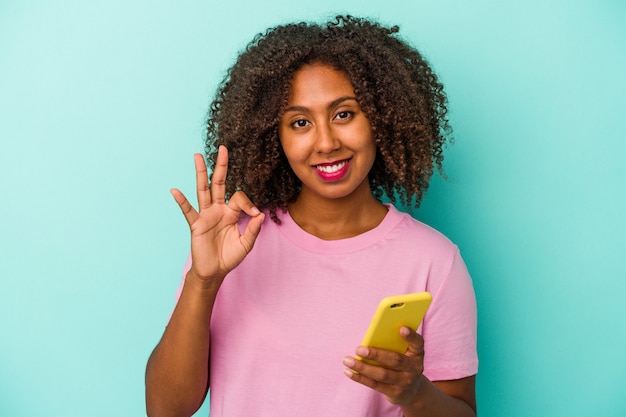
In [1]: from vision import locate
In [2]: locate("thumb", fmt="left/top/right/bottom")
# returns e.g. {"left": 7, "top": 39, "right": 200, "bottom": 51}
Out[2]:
{"left": 400, "top": 327, "right": 425, "bottom": 357}
{"left": 240, "top": 212, "right": 265, "bottom": 253}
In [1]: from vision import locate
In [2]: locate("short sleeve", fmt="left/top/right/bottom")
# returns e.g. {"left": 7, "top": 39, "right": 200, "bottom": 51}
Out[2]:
{"left": 422, "top": 248, "right": 478, "bottom": 381}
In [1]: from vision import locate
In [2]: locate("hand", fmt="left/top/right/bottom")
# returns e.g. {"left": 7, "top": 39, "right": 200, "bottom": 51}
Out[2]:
{"left": 171, "top": 146, "right": 265, "bottom": 286}
{"left": 343, "top": 327, "right": 426, "bottom": 406}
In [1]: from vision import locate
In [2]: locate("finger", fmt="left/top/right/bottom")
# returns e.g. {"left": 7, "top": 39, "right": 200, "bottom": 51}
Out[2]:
{"left": 210, "top": 145, "right": 228, "bottom": 205}
{"left": 343, "top": 357, "right": 394, "bottom": 395}
{"left": 228, "top": 191, "right": 261, "bottom": 217}
{"left": 345, "top": 354, "right": 399, "bottom": 384}
{"left": 240, "top": 212, "right": 265, "bottom": 253}
{"left": 227, "top": 191, "right": 264, "bottom": 251}
{"left": 194, "top": 154, "right": 211, "bottom": 209}
{"left": 344, "top": 360, "right": 422, "bottom": 406}
{"left": 171, "top": 188, "right": 199, "bottom": 226}
{"left": 355, "top": 345, "right": 412, "bottom": 372}
{"left": 344, "top": 363, "right": 388, "bottom": 392}
{"left": 400, "top": 327, "right": 425, "bottom": 357}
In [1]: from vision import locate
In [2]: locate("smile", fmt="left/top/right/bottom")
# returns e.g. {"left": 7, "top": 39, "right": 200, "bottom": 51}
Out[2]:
{"left": 315, "top": 160, "right": 349, "bottom": 173}
{"left": 313, "top": 159, "right": 351, "bottom": 182}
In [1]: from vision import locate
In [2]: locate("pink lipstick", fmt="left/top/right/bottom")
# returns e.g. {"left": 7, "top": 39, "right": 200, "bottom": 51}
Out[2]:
{"left": 314, "top": 159, "right": 350, "bottom": 181}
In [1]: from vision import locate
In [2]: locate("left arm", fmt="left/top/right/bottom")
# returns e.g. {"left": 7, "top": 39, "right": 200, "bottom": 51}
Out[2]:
{"left": 343, "top": 327, "right": 476, "bottom": 417}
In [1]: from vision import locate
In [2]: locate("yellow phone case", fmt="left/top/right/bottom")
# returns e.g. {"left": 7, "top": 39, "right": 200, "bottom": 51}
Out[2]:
{"left": 357, "top": 292, "right": 432, "bottom": 366}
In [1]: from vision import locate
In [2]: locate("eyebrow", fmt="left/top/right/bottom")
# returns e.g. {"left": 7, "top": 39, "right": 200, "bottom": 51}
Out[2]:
{"left": 282, "top": 95, "right": 358, "bottom": 114}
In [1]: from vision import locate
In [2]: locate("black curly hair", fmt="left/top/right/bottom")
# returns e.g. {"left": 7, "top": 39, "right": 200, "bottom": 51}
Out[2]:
{"left": 205, "top": 15, "right": 452, "bottom": 223}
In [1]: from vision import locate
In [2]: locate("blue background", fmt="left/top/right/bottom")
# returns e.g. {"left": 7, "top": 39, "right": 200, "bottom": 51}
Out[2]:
{"left": 1, "top": 1, "right": 625, "bottom": 416}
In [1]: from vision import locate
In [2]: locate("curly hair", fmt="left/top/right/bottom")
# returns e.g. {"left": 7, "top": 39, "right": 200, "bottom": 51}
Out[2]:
{"left": 205, "top": 15, "right": 452, "bottom": 223}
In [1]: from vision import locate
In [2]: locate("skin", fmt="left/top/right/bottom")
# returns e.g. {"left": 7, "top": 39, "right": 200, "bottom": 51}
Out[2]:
{"left": 145, "top": 148, "right": 265, "bottom": 417}
{"left": 342, "top": 328, "right": 477, "bottom": 416}
{"left": 145, "top": 63, "right": 476, "bottom": 417}
{"left": 282, "top": 63, "right": 477, "bottom": 416}
{"left": 278, "top": 63, "right": 387, "bottom": 239}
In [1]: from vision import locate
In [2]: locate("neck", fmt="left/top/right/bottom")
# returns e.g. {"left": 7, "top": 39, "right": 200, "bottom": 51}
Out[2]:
{"left": 287, "top": 183, "right": 388, "bottom": 240}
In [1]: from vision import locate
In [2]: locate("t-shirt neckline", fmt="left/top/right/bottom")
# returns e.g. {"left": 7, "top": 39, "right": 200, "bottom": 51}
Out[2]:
{"left": 276, "top": 204, "right": 404, "bottom": 254}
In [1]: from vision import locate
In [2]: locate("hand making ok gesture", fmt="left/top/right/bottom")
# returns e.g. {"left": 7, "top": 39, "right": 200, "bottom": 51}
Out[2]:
{"left": 170, "top": 146, "right": 265, "bottom": 287}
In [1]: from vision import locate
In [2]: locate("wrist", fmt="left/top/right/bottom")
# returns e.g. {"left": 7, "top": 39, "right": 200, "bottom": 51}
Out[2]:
{"left": 185, "top": 268, "right": 225, "bottom": 294}
{"left": 400, "top": 374, "right": 431, "bottom": 415}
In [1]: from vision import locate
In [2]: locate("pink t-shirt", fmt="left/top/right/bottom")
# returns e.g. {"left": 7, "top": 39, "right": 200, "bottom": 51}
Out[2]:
{"left": 175, "top": 205, "right": 477, "bottom": 416}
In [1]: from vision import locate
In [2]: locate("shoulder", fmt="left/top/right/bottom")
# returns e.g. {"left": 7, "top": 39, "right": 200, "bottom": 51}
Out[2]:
{"left": 385, "top": 205, "right": 458, "bottom": 255}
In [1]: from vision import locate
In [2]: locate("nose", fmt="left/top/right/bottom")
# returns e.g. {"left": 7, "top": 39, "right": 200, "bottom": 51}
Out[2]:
{"left": 314, "top": 122, "right": 340, "bottom": 153}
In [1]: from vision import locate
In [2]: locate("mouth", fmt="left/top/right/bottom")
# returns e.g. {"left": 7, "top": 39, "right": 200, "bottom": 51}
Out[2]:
{"left": 314, "top": 159, "right": 349, "bottom": 173}
{"left": 313, "top": 158, "right": 351, "bottom": 181}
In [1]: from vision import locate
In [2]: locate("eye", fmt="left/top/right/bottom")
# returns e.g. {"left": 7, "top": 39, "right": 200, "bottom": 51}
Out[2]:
{"left": 291, "top": 119, "right": 310, "bottom": 128}
{"left": 334, "top": 111, "right": 352, "bottom": 121}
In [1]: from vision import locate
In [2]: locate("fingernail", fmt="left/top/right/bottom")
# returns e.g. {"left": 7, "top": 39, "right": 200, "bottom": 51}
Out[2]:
{"left": 356, "top": 346, "right": 369, "bottom": 357}
{"left": 343, "top": 357, "right": 355, "bottom": 367}
{"left": 344, "top": 369, "right": 356, "bottom": 378}
{"left": 250, "top": 207, "right": 260, "bottom": 215}
{"left": 400, "top": 326, "right": 411, "bottom": 336}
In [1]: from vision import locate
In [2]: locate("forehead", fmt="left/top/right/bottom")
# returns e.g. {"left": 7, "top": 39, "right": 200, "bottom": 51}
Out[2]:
{"left": 286, "top": 63, "right": 356, "bottom": 106}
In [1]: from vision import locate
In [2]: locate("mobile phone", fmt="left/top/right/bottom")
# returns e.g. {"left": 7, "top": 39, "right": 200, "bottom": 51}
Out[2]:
{"left": 356, "top": 292, "right": 432, "bottom": 366}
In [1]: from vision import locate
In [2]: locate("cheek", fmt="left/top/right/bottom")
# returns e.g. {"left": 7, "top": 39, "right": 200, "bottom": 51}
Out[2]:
{"left": 278, "top": 136, "right": 305, "bottom": 169}
{"left": 280, "top": 131, "right": 313, "bottom": 159}
{"left": 279, "top": 138, "right": 297, "bottom": 160}
{"left": 354, "top": 119, "right": 374, "bottom": 146}
{"left": 362, "top": 138, "right": 378, "bottom": 173}
{"left": 278, "top": 129, "right": 294, "bottom": 156}
{"left": 357, "top": 128, "right": 376, "bottom": 158}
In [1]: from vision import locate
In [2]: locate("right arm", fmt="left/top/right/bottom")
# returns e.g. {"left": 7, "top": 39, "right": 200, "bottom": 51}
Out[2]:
{"left": 145, "top": 147, "right": 264, "bottom": 417}
{"left": 145, "top": 271, "right": 218, "bottom": 417}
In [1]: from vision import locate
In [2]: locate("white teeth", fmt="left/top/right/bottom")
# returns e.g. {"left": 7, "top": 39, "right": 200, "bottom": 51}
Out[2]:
{"left": 316, "top": 161, "right": 347, "bottom": 173}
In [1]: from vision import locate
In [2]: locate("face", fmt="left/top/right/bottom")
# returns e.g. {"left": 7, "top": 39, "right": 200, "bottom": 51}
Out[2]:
{"left": 279, "top": 63, "right": 376, "bottom": 202}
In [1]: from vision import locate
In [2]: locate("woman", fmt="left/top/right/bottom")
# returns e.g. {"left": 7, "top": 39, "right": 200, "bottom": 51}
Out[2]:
{"left": 146, "top": 15, "right": 478, "bottom": 417}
